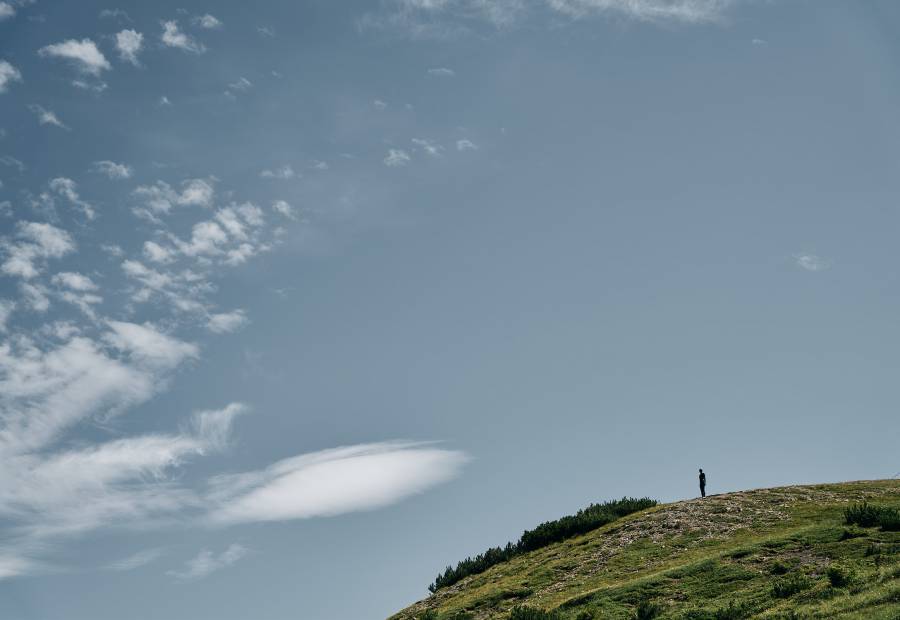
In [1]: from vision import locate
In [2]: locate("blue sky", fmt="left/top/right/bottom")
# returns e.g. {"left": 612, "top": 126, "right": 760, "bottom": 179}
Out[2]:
{"left": 1, "top": 0, "right": 899, "bottom": 618}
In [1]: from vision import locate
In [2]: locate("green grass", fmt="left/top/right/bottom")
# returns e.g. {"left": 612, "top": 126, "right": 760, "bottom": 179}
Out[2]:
{"left": 390, "top": 480, "right": 900, "bottom": 620}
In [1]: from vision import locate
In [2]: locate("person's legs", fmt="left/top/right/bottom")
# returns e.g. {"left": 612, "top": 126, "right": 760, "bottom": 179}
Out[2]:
{"left": 700, "top": 486, "right": 706, "bottom": 498}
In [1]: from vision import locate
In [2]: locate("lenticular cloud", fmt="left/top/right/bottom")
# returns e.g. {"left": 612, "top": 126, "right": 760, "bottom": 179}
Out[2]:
{"left": 207, "top": 442, "right": 469, "bottom": 524}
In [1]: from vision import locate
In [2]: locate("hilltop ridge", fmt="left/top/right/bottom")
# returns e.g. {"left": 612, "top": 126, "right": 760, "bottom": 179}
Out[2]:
{"left": 390, "top": 480, "right": 900, "bottom": 619}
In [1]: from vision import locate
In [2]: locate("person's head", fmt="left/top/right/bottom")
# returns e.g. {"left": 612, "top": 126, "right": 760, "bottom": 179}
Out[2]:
{"left": 699, "top": 468, "right": 703, "bottom": 473}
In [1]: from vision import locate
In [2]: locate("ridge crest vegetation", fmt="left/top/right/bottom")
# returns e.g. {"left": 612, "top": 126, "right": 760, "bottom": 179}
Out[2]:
{"left": 392, "top": 480, "right": 900, "bottom": 620}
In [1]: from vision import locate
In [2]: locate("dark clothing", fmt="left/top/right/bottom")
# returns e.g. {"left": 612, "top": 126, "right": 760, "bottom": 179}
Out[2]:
{"left": 699, "top": 472, "right": 707, "bottom": 498}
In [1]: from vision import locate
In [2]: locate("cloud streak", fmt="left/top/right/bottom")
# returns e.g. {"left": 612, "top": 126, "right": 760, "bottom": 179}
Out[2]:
{"left": 207, "top": 442, "right": 468, "bottom": 525}
{"left": 167, "top": 544, "right": 247, "bottom": 581}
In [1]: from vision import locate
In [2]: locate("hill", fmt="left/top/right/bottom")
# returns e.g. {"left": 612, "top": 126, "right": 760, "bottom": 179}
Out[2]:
{"left": 389, "top": 480, "right": 900, "bottom": 619}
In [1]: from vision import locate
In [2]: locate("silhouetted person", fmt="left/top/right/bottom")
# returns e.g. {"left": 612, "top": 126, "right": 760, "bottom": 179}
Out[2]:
{"left": 699, "top": 468, "right": 707, "bottom": 498}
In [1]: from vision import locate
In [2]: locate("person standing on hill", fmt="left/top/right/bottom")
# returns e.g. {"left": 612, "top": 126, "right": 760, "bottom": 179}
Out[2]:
{"left": 699, "top": 468, "right": 707, "bottom": 498}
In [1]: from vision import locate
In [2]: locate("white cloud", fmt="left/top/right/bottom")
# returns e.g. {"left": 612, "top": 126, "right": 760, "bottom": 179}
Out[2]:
{"left": 165, "top": 203, "right": 267, "bottom": 265}
{"left": 49, "top": 177, "right": 95, "bottom": 220}
{"left": 1, "top": 221, "right": 75, "bottom": 279}
{"left": 0, "top": 2, "right": 14, "bottom": 20}
{"left": 257, "top": 26, "right": 275, "bottom": 37}
{"left": 546, "top": 0, "right": 731, "bottom": 22}
{"left": 228, "top": 77, "right": 252, "bottom": 91}
{"left": 373, "top": 98, "right": 388, "bottom": 110}
{"left": 0, "top": 299, "right": 14, "bottom": 331}
{"left": 412, "top": 138, "right": 443, "bottom": 157}
{"left": 189, "top": 403, "right": 247, "bottom": 453}
{"left": 206, "top": 310, "right": 248, "bottom": 334}
{"left": 259, "top": 165, "right": 295, "bottom": 180}
{"left": 794, "top": 253, "right": 831, "bottom": 272}
{"left": 0, "top": 60, "right": 22, "bottom": 93}
{"left": 366, "top": 0, "right": 733, "bottom": 35}
{"left": 194, "top": 13, "right": 222, "bottom": 29}
{"left": 159, "top": 95, "right": 172, "bottom": 106}
{"left": 456, "top": 138, "right": 478, "bottom": 151}
{"left": 38, "top": 39, "right": 111, "bottom": 77}
{"left": 99, "top": 8, "right": 131, "bottom": 21}
{"left": 208, "top": 442, "right": 468, "bottom": 524}
{"left": 28, "top": 104, "right": 67, "bottom": 129}
{"left": 20, "top": 281, "right": 50, "bottom": 312}
{"left": 161, "top": 20, "right": 206, "bottom": 53}
{"left": 115, "top": 29, "right": 143, "bottom": 65}
{"left": 384, "top": 149, "right": 411, "bottom": 167}
{"left": 104, "top": 321, "right": 198, "bottom": 370}
{"left": 133, "top": 179, "right": 214, "bottom": 217}
{"left": 271, "top": 200, "right": 296, "bottom": 220}
{"left": 0, "top": 326, "right": 195, "bottom": 457}
{"left": 167, "top": 544, "right": 248, "bottom": 581}
{"left": 92, "top": 160, "right": 133, "bottom": 179}
{"left": 142, "top": 240, "right": 175, "bottom": 264}
{"left": 52, "top": 272, "right": 98, "bottom": 292}
{"left": 107, "top": 548, "right": 165, "bottom": 571}
{"left": 427, "top": 67, "right": 455, "bottom": 76}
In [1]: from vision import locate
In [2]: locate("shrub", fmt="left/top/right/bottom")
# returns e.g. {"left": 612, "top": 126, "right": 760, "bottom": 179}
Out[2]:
{"left": 417, "top": 612, "right": 438, "bottom": 620}
{"left": 575, "top": 612, "right": 594, "bottom": 620}
{"left": 508, "top": 606, "right": 562, "bottom": 620}
{"left": 634, "top": 600, "right": 663, "bottom": 620}
{"left": 682, "top": 602, "right": 752, "bottom": 620}
{"left": 711, "top": 602, "right": 753, "bottom": 620}
{"left": 429, "top": 497, "right": 657, "bottom": 591}
{"left": 769, "top": 561, "right": 789, "bottom": 575}
{"left": 772, "top": 573, "right": 811, "bottom": 598}
{"left": 844, "top": 502, "right": 900, "bottom": 530}
{"left": 827, "top": 564, "right": 851, "bottom": 588}
{"left": 878, "top": 509, "right": 900, "bottom": 532}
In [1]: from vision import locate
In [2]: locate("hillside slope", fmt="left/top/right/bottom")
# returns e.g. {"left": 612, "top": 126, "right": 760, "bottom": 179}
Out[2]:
{"left": 390, "top": 480, "right": 900, "bottom": 619}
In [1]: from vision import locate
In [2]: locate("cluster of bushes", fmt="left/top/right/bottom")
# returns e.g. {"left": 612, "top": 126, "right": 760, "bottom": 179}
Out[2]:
{"left": 844, "top": 502, "right": 900, "bottom": 531}
{"left": 428, "top": 497, "right": 657, "bottom": 592}
{"left": 520, "top": 497, "right": 657, "bottom": 552}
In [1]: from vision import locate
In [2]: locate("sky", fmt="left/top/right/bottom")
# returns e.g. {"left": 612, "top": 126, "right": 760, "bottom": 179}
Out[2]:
{"left": 1, "top": 0, "right": 899, "bottom": 618}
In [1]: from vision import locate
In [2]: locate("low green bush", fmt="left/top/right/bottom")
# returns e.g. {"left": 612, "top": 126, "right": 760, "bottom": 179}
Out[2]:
{"left": 508, "top": 606, "right": 562, "bottom": 620}
{"left": 844, "top": 502, "right": 900, "bottom": 531}
{"left": 826, "top": 564, "right": 852, "bottom": 588}
{"left": 769, "top": 561, "right": 789, "bottom": 575}
{"left": 772, "top": 573, "right": 811, "bottom": 598}
{"left": 634, "top": 600, "right": 663, "bottom": 619}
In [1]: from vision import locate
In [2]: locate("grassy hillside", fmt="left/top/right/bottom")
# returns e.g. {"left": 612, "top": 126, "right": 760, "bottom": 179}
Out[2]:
{"left": 390, "top": 480, "right": 900, "bottom": 620}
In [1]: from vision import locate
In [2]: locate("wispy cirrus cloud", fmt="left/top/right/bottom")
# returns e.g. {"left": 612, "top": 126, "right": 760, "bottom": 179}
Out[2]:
{"left": 49, "top": 177, "right": 96, "bottom": 220}
{"left": 259, "top": 164, "right": 295, "bottom": 180}
{"left": 384, "top": 149, "right": 411, "bottom": 167}
{"left": 166, "top": 544, "right": 247, "bottom": 581}
{"left": 794, "top": 253, "right": 831, "bottom": 272}
{"left": 28, "top": 104, "right": 68, "bottom": 129}
{"left": 362, "top": 0, "right": 738, "bottom": 36}
{"left": 106, "top": 548, "right": 165, "bottom": 571}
